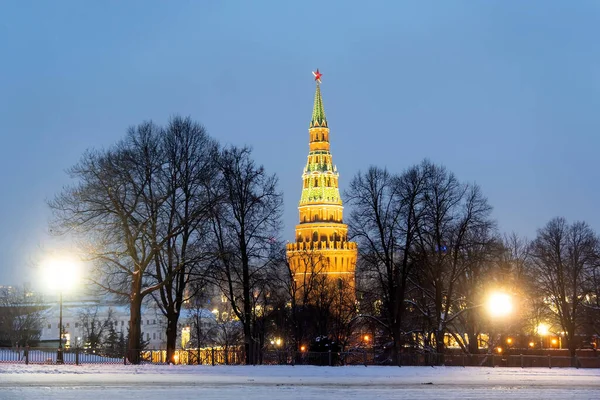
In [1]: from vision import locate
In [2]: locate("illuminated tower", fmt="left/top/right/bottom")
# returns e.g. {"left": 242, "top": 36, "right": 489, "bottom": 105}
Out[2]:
{"left": 286, "top": 70, "right": 357, "bottom": 295}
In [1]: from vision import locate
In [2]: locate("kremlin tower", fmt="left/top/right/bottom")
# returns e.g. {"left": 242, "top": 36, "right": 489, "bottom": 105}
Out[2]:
{"left": 286, "top": 70, "right": 357, "bottom": 297}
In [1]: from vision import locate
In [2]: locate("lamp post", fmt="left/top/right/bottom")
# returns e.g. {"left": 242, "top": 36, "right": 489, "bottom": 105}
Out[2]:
{"left": 486, "top": 292, "right": 513, "bottom": 354}
{"left": 57, "top": 291, "right": 64, "bottom": 364}
{"left": 42, "top": 255, "right": 80, "bottom": 365}
{"left": 537, "top": 323, "right": 549, "bottom": 349}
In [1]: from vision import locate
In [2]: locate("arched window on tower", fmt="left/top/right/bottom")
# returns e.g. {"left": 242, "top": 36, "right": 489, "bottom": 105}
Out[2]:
{"left": 312, "top": 231, "right": 318, "bottom": 242}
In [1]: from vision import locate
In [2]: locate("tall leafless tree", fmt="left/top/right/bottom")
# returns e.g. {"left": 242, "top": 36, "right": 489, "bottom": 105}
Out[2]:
{"left": 410, "top": 161, "right": 495, "bottom": 356}
{"left": 48, "top": 120, "right": 211, "bottom": 363}
{"left": 346, "top": 164, "right": 426, "bottom": 363}
{"left": 529, "top": 217, "right": 600, "bottom": 357}
{"left": 449, "top": 228, "right": 503, "bottom": 354}
{"left": 209, "top": 146, "right": 283, "bottom": 364}
{"left": 148, "top": 116, "right": 219, "bottom": 363}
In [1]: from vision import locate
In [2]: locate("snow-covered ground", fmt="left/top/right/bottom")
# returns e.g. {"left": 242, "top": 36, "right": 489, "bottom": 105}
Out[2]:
{"left": 1, "top": 364, "right": 599, "bottom": 399}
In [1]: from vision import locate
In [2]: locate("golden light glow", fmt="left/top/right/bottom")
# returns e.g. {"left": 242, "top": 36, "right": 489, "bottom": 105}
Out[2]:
{"left": 181, "top": 326, "right": 190, "bottom": 349}
{"left": 275, "top": 338, "right": 282, "bottom": 347}
{"left": 551, "top": 338, "right": 558, "bottom": 345}
{"left": 537, "top": 323, "right": 550, "bottom": 336}
{"left": 506, "top": 338, "right": 512, "bottom": 345}
{"left": 496, "top": 347, "right": 503, "bottom": 353}
{"left": 63, "top": 333, "right": 71, "bottom": 348}
{"left": 529, "top": 342, "right": 535, "bottom": 348}
{"left": 300, "top": 345, "right": 306, "bottom": 352}
{"left": 363, "top": 335, "right": 370, "bottom": 342}
{"left": 486, "top": 292, "right": 513, "bottom": 317}
{"left": 41, "top": 255, "right": 81, "bottom": 292}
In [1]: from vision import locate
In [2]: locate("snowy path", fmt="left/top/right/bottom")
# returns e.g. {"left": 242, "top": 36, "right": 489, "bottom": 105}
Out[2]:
{"left": 1, "top": 365, "right": 599, "bottom": 399}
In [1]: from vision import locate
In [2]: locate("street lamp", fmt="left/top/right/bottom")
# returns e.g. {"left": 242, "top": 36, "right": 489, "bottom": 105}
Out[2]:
{"left": 486, "top": 292, "right": 513, "bottom": 318}
{"left": 42, "top": 255, "right": 80, "bottom": 365}
{"left": 536, "top": 323, "right": 549, "bottom": 349}
{"left": 485, "top": 291, "right": 513, "bottom": 353}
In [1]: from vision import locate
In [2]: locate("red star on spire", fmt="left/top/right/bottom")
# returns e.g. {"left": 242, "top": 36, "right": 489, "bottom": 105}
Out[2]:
{"left": 312, "top": 69, "right": 322, "bottom": 83}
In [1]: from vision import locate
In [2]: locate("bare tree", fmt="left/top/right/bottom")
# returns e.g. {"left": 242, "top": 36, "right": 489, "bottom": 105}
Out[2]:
{"left": 147, "top": 116, "right": 219, "bottom": 364}
{"left": 346, "top": 164, "right": 426, "bottom": 363}
{"left": 48, "top": 121, "right": 202, "bottom": 363}
{"left": 497, "top": 233, "right": 536, "bottom": 345}
{"left": 0, "top": 286, "right": 44, "bottom": 347}
{"left": 410, "top": 161, "right": 495, "bottom": 356}
{"left": 529, "top": 217, "right": 600, "bottom": 357}
{"left": 449, "top": 228, "right": 503, "bottom": 355}
{"left": 209, "top": 146, "right": 283, "bottom": 364}
{"left": 277, "top": 246, "right": 330, "bottom": 351}
{"left": 78, "top": 306, "right": 115, "bottom": 351}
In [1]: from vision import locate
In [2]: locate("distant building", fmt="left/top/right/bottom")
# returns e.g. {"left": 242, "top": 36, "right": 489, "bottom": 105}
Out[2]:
{"left": 38, "top": 299, "right": 217, "bottom": 350}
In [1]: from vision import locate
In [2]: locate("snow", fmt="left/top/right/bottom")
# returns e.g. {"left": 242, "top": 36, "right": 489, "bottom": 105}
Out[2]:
{"left": 0, "top": 364, "right": 599, "bottom": 399}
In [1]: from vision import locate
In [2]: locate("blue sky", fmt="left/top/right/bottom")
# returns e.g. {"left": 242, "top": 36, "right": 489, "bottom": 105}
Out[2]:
{"left": 0, "top": 1, "right": 599, "bottom": 285}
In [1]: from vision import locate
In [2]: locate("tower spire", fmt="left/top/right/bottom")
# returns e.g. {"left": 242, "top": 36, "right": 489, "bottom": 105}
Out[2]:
{"left": 310, "top": 69, "right": 327, "bottom": 128}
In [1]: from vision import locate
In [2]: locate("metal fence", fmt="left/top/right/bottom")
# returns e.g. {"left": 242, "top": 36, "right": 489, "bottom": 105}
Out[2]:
{"left": 1, "top": 347, "right": 599, "bottom": 368}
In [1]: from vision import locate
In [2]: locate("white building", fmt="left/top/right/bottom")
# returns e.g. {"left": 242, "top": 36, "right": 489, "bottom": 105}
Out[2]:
{"left": 39, "top": 300, "right": 210, "bottom": 350}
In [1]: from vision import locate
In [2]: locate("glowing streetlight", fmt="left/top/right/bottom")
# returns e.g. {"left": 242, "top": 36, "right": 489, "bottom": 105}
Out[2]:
{"left": 42, "top": 255, "right": 80, "bottom": 364}
{"left": 536, "top": 323, "right": 550, "bottom": 349}
{"left": 300, "top": 345, "right": 306, "bottom": 352}
{"left": 363, "top": 334, "right": 370, "bottom": 342}
{"left": 536, "top": 323, "right": 549, "bottom": 336}
{"left": 486, "top": 292, "right": 513, "bottom": 317}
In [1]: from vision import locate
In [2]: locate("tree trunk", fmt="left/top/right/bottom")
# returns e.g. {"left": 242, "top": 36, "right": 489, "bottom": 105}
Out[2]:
{"left": 392, "top": 333, "right": 402, "bottom": 366}
{"left": 567, "top": 330, "right": 577, "bottom": 358}
{"left": 242, "top": 250, "right": 253, "bottom": 365}
{"left": 467, "top": 330, "right": 479, "bottom": 354}
{"left": 435, "top": 328, "right": 445, "bottom": 365}
{"left": 165, "top": 312, "right": 179, "bottom": 363}
{"left": 128, "top": 293, "right": 143, "bottom": 364}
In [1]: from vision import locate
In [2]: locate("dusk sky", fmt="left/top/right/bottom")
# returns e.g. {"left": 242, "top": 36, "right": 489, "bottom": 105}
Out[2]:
{"left": 1, "top": 1, "right": 599, "bottom": 286}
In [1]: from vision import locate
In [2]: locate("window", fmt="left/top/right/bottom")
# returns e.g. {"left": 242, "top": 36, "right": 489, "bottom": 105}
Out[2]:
{"left": 47, "top": 324, "right": 51, "bottom": 329}
{"left": 159, "top": 332, "right": 162, "bottom": 340}
{"left": 153, "top": 332, "right": 156, "bottom": 340}
{"left": 153, "top": 319, "right": 156, "bottom": 325}
{"left": 75, "top": 322, "right": 79, "bottom": 328}
{"left": 146, "top": 333, "right": 150, "bottom": 341}
{"left": 147, "top": 320, "right": 149, "bottom": 325}
{"left": 121, "top": 321, "right": 124, "bottom": 326}
{"left": 66, "top": 323, "right": 70, "bottom": 328}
